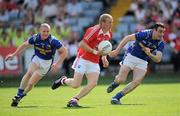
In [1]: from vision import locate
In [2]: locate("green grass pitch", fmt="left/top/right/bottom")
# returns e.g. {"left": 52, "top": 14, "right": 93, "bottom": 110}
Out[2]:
{"left": 0, "top": 83, "right": 180, "bottom": 116}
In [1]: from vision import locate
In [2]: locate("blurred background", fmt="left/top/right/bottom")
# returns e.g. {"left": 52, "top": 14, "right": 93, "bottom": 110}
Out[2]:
{"left": 0, "top": 0, "right": 179, "bottom": 86}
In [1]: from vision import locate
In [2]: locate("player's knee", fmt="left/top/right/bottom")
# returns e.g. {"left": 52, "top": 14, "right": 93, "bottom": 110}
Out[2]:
{"left": 26, "top": 71, "right": 33, "bottom": 77}
{"left": 120, "top": 68, "right": 129, "bottom": 75}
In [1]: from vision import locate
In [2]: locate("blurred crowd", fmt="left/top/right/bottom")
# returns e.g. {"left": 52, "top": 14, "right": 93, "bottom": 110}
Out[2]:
{"left": 0, "top": 0, "right": 179, "bottom": 73}
{"left": 0, "top": 0, "right": 107, "bottom": 47}
{"left": 0, "top": 0, "right": 110, "bottom": 75}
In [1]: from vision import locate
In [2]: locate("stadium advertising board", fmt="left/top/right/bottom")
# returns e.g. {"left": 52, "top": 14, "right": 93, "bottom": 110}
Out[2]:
{"left": 0, "top": 46, "right": 21, "bottom": 75}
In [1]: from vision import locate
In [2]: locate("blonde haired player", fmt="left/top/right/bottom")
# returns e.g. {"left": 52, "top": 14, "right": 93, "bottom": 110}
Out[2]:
{"left": 6, "top": 23, "right": 68, "bottom": 107}
{"left": 51, "top": 14, "right": 113, "bottom": 107}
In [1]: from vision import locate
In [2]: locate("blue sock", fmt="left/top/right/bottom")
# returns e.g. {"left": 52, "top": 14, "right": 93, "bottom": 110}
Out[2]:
{"left": 113, "top": 91, "right": 124, "bottom": 100}
{"left": 17, "top": 88, "right": 26, "bottom": 98}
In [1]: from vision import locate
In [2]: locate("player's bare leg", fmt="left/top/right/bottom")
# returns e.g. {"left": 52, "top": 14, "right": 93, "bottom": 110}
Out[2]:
{"left": 67, "top": 72, "right": 99, "bottom": 107}
{"left": 74, "top": 72, "right": 99, "bottom": 99}
{"left": 51, "top": 72, "right": 84, "bottom": 90}
{"left": 11, "top": 63, "right": 39, "bottom": 107}
{"left": 111, "top": 68, "right": 146, "bottom": 104}
{"left": 23, "top": 71, "right": 42, "bottom": 94}
{"left": 107, "top": 65, "right": 131, "bottom": 93}
{"left": 19, "top": 63, "right": 39, "bottom": 89}
{"left": 121, "top": 68, "right": 146, "bottom": 94}
{"left": 64, "top": 72, "right": 84, "bottom": 88}
{"left": 51, "top": 72, "right": 84, "bottom": 107}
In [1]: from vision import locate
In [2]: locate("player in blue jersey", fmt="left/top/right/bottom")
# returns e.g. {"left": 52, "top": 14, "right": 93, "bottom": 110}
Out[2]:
{"left": 5, "top": 23, "right": 68, "bottom": 107}
{"left": 106, "top": 22, "right": 165, "bottom": 104}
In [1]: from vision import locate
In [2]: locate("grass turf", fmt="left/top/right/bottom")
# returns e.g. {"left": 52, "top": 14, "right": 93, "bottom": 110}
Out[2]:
{"left": 0, "top": 83, "right": 180, "bottom": 116}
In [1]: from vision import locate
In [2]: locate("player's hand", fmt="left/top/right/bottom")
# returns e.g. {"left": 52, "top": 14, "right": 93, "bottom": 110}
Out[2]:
{"left": 139, "top": 43, "right": 146, "bottom": 51}
{"left": 143, "top": 48, "right": 151, "bottom": 56}
{"left": 98, "top": 48, "right": 108, "bottom": 56}
{"left": 5, "top": 54, "right": 15, "bottom": 61}
{"left": 92, "top": 49, "right": 107, "bottom": 56}
{"left": 102, "top": 56, "right": 109, "bottom": 68}
{"left": 139, "top": 43, "right": 151, "bottom": 56}
{"left": 108, "top": 50, "right": 118, "bottom": 58}
{"left": 51, "top": 63, "right": 60, "bottom": 74}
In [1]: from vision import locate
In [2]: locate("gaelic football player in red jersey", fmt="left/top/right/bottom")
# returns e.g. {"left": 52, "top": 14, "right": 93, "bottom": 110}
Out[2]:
{"left": 52, "top": 14, "right": 113, "bottom": 107}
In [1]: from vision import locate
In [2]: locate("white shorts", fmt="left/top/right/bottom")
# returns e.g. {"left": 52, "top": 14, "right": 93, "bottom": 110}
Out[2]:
{"left": 121, "top": 53, "right": 148, "bottom": 71}
{"left": 72, "top": 57, "right": 100, "bottom": 74}
{"left": 31, "top": 55, "right": 53, "bottom": 76}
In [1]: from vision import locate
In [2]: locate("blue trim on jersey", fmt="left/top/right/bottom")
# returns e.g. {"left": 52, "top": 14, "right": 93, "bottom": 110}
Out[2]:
{"left": 128, "top": 29, "right": 165, "bottom": 61}
{"left": 28, "top": 34, "right": 63, "bottom": 60}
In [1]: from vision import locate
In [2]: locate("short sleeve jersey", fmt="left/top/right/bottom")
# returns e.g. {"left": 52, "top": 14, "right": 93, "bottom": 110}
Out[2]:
{"left": 128, "top": 29, "right": 165, "bottom": 61}
{"left": 77, "top": 25, "right": 112, "bottom": 63}
{"left": 28, "top": 34, "right": 62, "bottom": 60}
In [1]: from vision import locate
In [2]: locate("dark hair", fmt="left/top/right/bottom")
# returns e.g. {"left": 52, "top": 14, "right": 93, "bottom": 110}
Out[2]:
{"left": 151, "top": 22, "right": 165, "bottom": 30}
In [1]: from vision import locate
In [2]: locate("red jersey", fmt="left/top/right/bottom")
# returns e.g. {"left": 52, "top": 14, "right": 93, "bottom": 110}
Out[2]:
{"left": 77, "top": 25, "right": 112, "bottom": 63}
{"left": 174, "top": 37, "right": 180, "bottom": 51}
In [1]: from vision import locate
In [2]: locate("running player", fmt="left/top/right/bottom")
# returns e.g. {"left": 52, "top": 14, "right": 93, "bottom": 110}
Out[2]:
{"left": 6, "top": 23, "right": 68, "bottom": 107}
{"left": 107, "top": 22, "right": 165, "bottom": 104}
{"left": 51, "top": 14, "right": 113, "bottom": 107}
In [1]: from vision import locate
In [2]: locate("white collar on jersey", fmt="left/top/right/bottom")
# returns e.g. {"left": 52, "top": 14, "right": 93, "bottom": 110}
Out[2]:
{"left": 98, "top": 29, "right": 111, "bottom": 38}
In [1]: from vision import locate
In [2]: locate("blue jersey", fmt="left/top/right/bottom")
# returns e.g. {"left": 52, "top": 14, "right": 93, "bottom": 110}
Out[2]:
{"left": 28, "top": 34, "right": 62, "bottom": 60}
{"left": 127, "top": 29, "right": 164, "bottom": 61}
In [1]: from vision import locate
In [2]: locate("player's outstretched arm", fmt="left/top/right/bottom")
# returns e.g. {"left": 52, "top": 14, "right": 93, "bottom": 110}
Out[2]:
{"left": 5, "top": 41, "right": 31, "bottom": 61}
{"left": 109, "top": 34, "right": 136, "bottom": 57}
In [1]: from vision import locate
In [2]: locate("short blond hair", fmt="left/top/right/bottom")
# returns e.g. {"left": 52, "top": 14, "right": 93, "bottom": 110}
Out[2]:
{"left": 40, "top": 23, "right": 51, "bottom": 30}
{"left": 99, "top": 13, "right": 113, "bottom": 24}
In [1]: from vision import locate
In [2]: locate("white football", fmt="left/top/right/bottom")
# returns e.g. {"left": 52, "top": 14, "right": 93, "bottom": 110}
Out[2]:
{"left": 98, "top": 40, "right": 112, "bottom": 54}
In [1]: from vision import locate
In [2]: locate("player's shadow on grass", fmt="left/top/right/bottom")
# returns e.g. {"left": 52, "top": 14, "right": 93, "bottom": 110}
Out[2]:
{"left": 111, "top": 103, "right": 145, "bottom": 106}
{"left": 62, "top": 106, "right": 93, "bottom": 109}
{"left": 16, "top": 105, "right": 93, "bottom": 109}
{"left": 17, "top": 105, "right": 53, "bottom": 108}
{"left": 17, "top": 106, "right": 39, "bottom": 108}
